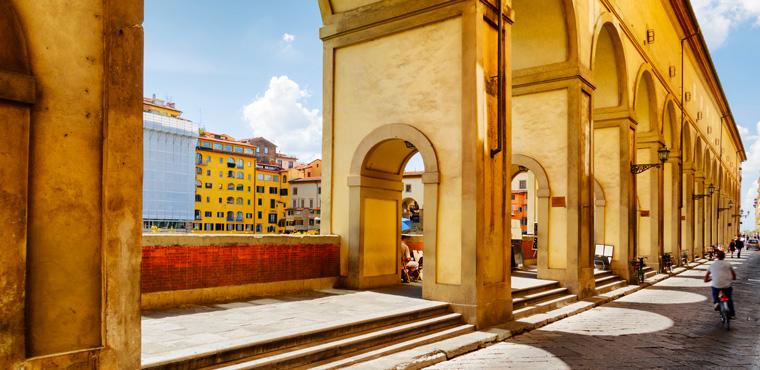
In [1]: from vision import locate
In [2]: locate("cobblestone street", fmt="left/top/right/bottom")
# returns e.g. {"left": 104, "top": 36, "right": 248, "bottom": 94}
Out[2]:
{"left": 430, "top": 251, "right": 760, "bottom": 369}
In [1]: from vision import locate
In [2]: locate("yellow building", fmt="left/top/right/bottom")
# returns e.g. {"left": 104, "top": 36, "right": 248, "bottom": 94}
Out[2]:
{"left": 254, "top": 164, "right": 290, "bottom": 233}
{"left": 193, "top": 132, "right": 258, "bottom": 233}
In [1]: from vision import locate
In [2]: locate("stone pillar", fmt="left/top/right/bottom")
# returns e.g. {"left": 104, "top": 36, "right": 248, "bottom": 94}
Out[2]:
{"left": 663, "top": 154, "right": 680, "bottom": 260}
{"left": 682, "top": 168, "right": 695, "bottom": 261}
{"left": 635, "top": 142, "right": 664, "bottom": 272}
{"left": 593, "top": 115, "right": 635, "bottom": 280}
{"left": 694, "top": 177, "right": 705, "bottom": 258}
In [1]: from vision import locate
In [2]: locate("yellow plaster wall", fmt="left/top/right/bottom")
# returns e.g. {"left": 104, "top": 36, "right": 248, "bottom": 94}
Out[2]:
{"left": 513, "top": 89, "right": 568, "bottom": 269}
{"left": 512, "top": 0, "right": 568, "bottom": 70}
{"left": 332, "top": 17, "right": 463, "bottom": 283}
{"left": 362, "top": 197, "right": 397, "bottom": 277}
{"left": 330, "top": 0, "right": 382, "bottom": 13}
{"left": 594, "top": 127, "right": 621, "bottom": 252}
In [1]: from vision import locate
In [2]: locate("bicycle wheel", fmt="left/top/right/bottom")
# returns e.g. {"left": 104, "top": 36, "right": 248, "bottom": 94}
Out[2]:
{"left": 721, "top": 303, "right": 730, "bottom": 330}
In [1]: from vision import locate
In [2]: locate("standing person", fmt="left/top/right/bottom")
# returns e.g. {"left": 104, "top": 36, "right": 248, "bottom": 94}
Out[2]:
{"left": 400, "top": 235, "right": 412, "bottom": 283}
{"left": 704, "top": 250, "right": 736, "bottom": 318}
{"left": 729, "top": 238, "right": 736, "bottom": 258}
{"left": 736, "top": 236, "right": 745, "bottom": 259}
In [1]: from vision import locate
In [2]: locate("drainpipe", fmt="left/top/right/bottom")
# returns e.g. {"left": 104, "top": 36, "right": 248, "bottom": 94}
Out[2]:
{"left": 491, "top": 0, "right": 504, "bottom": 158}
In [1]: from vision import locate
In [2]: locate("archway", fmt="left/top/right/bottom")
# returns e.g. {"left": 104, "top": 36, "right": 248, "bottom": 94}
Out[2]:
{"left": 511, "top": 154, "right": 553, "bottom": 279}
{"left": 512, "top": 0, "right": 574, "bottom": 70}
{"left": 662, "top": 100, "right": 679, "bottom": 259}
{"left": 346, "top": 124, "right": 440, "bottom": 298}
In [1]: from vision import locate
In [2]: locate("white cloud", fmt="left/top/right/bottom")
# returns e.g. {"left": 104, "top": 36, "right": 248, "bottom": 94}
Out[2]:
{"left": 282, "top": 33, "right": 295, "bottom": 43}
{"left": 242, "top": 76, "right": 321, "bottom": 162}
{"left": 692, "top": 0, "right": 760, "bottom": 49}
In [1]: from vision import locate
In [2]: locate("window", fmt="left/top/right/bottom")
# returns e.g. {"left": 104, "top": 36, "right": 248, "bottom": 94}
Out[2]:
{"left": 206, "top": 197, "right": 210, "bottom": 202}
{"left": 405, "top": 184, "right": 412, "bottom": 192}
{"left": 247, "top": 161, "right": 252, "bottom": 167}
{"left": 227, "top": 170, "right": 234, "bottom": 178}
{"left": 511, "top": 194, "right": 515, "bottom": 200}
{"left": 256, "top": 147, "right": 260, "bottom": 153}
{"left": 213, "top": 143, "right": 222, "bottom": 150}
{"left": 196, "top": 167, "right": 202, "bottom": 175}
{"left": 293, "top": 187, "right": 298, "bottom": 195}
{"left": 264, "top": 174, "right": 271, "bottom": 181}
{"left": 318, "top": 187, "right": 321, "bottom": 194}
{"left": 217, "top": 212, "right": 224, "bottom": 218}
{"left": 309, "top": 199, "right": 313, "bottom": 208}
{"left": 237, "top": 159, "right": 243, "bottom": 168}
{"left": 248, "top": 174, "right": 251, "bottom": 180}
{"left": 201, "top": 141, "right": 212, "bottom": 149}
{"left": 204, "top": 211, "right": 212, "bottom": 217}
{"left": 224, "top": 144, "right": 233, "bottom": 152}
{"left": 283, "top": 175, "right": 287, "bottom": 182}
{"left": 218, "top": 197, "right": 222, "bottom": 203}
{"left": 236, "top": 184, "right": 244, "bottom": 191}
{"left": 195, "top": 194, "right": 201, "bottom": 202}
{"left": 236, "top": 197, "right": 243, "bottom": 205}
{"left": 269, "top": 187, "right": 277, "bottom": 194}
{"left": 268, "top": 214, "right": 277, "bottom": 224}
{"left": 247, "top": 186, "right": 251, "bottom": 192}
{"left": 256, "top": 224, "right": 262, "bottom": 232}
{"left": 246, "top": 213, "right": 253, "bottom": 219}
{"left": 258, "top": 198, "right": 262, "bottom": 206}
{"left": 218, "top": 184, "right": 223, "bottom": 189}
{"left": 247, "top": 199, "right": 251, "bottom": 205}
{"left": 234, "top": 146, "right": 243, "bottom": 154}
{"left": 227, "top": 157, "right": 235, "bottom": 168}
{"left": 206, "top": 169, "right": 211, "bottom": 176}
{"left": 195, "top": 210, "right": 201, "bottom": 220}
{"left": 227, "top": 183, "right": 234, "bottom": 190}
{"left": 264, "top": 147, "right": 269, "bottom": 154}
{"left": 270, "top": 199, "right": 275, "bottom": 208}
{"left": 236, "top": 211, "right": 243, "bottom": 221}
{"left": 244, "top": 148, "right": 253, "bottom": 155}
{"left": 273, "top": 175, "right": 279, "bottom": 182}
{"left": 237, "top": 171, "right": 244, "bottom": 179}
{"left": 280, "top": 188, "right": 288, "bottom": 196}
{"left": 292, "top": 199, "right": 297, "bottom": 208}
{"left": 257, "top": 211, "right": 262, "bottom": 219}
{"left": 257, "top": 174, "right": 264, "bottom": 180}
{"left": 219, "top": 171, "right": 223, "bottom": 178}
{"left": 227, "top": 197, "right": 234, "bottom": 204}
{"left": 227, "top": 211, "right": 234, "bottom": 221}
{"left": 219, "top": 157, "right": 223, "bottom": 164}
{"left": 519, "top": 180, "right": 527, "bottom": 190}
{"left": 195, "top": 153, "right": 202, "bottom": 165}
{"left": 256, "top": 186, "right": 265, "bottom": 193}
{"left": 196, "top": 180, "right": 202, "bottom": 188}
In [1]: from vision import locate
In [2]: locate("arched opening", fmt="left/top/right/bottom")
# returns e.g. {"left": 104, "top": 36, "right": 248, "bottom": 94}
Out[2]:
{"left": 662, "top": 101, "right": 678, "bottom": 258}
{"left": 592, "top": 23, "right": 625, "bottom": 108}
{"left": 346, "top": 124, "right": 440, "bottom": 296}
{"left": 512, "top": 0, "right": 571, "bottom": 70}
{"left": 510, "top": 154, "right": 552, "bottom": 279}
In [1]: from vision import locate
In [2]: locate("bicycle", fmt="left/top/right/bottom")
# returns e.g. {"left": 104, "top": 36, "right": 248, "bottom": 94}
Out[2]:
{"left": 630, "top": 257, "right": 646, "bottom": 285}
{"left": 662, "top": 253, "right": 673, "bottom": 274}
{"left": 717, "top": 289, "right": 732, "bottom": 331}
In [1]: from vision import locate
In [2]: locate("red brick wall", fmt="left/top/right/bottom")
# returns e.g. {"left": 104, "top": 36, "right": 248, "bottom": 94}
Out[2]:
{"left": 142, "top": 243, "right": 340, "bottom": 293}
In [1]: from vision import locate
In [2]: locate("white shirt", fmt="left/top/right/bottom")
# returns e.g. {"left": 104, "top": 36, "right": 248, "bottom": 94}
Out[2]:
{"left": 708, "top": 260, "right": 734, "bottom": 289}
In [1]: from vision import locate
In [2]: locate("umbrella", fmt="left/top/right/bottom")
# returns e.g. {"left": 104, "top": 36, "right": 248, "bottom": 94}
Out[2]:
{"left": 401, "top": 218, "right": 412, "bottom": 232}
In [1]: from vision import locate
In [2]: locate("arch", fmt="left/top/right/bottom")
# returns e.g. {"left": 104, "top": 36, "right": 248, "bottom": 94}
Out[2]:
{"left": 590, "top": 17, "right": 628, "bottom": 109}
{"left": 346, "top": 124, "right": 440, "bottom": 290}
{"left": 662, "top": 98, "right": 678, "bottom": 148}
{"left": 694, "top": 138, "right": 704, "bottom": 171}
{"left": 511, "top": 0, "right": 577, "bottom": 70}
{"left": 682, "top": 125, "right": 693, "bottom": 167}
{"left": 511, "top": 154, "right": 552, "bottom": 276}
{"left": 633, "top": 67, "right": 659, "bottom": 134}
{"left": 0, "top": 0, "right": 31, "bottom": 74}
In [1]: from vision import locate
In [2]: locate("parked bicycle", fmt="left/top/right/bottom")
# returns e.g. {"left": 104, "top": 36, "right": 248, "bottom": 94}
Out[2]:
{"left": 630, "top": 257, "right": 647, "bottom": 285}
{"left": 662, "top": 253, "right": 673, "bottom": 274}
{"left": 681, "top": 250, "right": 689, "bottom": 266}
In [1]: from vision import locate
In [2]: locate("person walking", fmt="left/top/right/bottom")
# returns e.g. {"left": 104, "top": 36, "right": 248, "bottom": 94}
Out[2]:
{"left": 736, "top": 236, "right": 745, "bottom": 259}
{"left": 729, "top": 239, "right": 736, "bottom": 258}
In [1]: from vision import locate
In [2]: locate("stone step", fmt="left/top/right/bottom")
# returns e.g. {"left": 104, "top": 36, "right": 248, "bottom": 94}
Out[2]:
{"left": 511, "top": 270, "right": 539, "bottom": 279}
{"left": 594, "top": 274, "right": 620, "bottom": 285}
{"left": 644, "top": 270, "right": 657, "bottom": 279}
{"left": 512, "top": 294, "right": 578, "bottom": 320}
{"left": 512, "top": 287, "right": 569, "bottom": 309}
{"left": 304, "top": 324, "right": 475, "bottom": 370}
{"left": 595, "top": 278, "right": 628, "bottom": 295}
{"left": 210, "top": 313, "right": 467, "bottom": 370}
{"left": 593, "top": 270, "right": 614, "bottom": 278}
{"left": 142, "top": 302, "right": 452, "bottom": 369}
{"left": 511, "top": 280, "right": 559, "bottom": 298}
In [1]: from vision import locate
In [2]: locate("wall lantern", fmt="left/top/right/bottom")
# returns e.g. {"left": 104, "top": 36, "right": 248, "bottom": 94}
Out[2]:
{"left": 631, "top": 145, "right": 669, "bottom": 174}
{"left": 693, "top": 183, "right": 714, "bottom": 200}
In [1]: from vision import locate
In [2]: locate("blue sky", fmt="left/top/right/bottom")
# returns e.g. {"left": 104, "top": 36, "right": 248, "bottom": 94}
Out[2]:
{"left": 145, "top": 1, "right": 760, "bottom": 228}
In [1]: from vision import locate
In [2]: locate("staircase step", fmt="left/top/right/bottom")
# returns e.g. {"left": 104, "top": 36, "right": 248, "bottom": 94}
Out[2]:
{"left": 211, "top": 313, "right": 465, "bottom": 369}
{"left": 513, "top": 294, "right": 578, "bottom": 320}
{"left": 593, "top": 270, "right": 614, "bottom": 277}
{"left": 512, "top": 287, "right": 568, "bottom": 308}
{"left": 594, "top": 275, "right": 619, "bottom": 285}
{"left": 595, "top": 279, "right": 627, "bottom": 294}
{"left": 644, "top": 270, "right": 657, "bottom": 279}
{"left": 143, "top": 303, "right": 451, "bottom": 369}
{"left": 306, "top": 324, "right": 475, "bottom": 370}
{"left": 511, "top": 281, "right": 560, "bottom": 298}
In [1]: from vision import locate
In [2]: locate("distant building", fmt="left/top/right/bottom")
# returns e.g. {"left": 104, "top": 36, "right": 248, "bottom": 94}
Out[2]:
{"left": 288, "top": 159, "right": 322, "bottom": 180}
{"left": 276, "top": 152, "right": 299, "bottom": 169}
{"left": 255, "top": 163, "right": 289, "bottom": 233}
{"left": 286, "top": 177, "right": 321, "bottom": 233}
{"left": 142, "top": 96, "right": 199, "bottom": 231}
{"left": 241, "top": 137, "right": 277, "bottom": 165}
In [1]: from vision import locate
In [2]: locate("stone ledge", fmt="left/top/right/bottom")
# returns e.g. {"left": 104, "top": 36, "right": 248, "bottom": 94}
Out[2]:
{"left": 142, "top": 233, "right": 340, "bottom": 247}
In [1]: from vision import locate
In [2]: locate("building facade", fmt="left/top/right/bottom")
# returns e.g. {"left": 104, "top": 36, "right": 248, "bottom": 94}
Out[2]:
{"left": 254, "top": 164, "right": 289, "bottom": 233}
{"left": 142, "top": 97, "right": 199, "bottom": 232}
{"left": 286, "top": 177, "right": 321, "bottom": 233}
{"left": 242, "top": 136, "right": 277, "bottom": 165}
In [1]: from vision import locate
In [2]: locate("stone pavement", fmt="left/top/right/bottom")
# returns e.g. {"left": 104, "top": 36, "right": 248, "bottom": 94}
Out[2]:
{"left": 141, "top": 288, "right": 441, "bottom": 367}
{"left": 429, "top": 251, "right": 760, "bottom": 369}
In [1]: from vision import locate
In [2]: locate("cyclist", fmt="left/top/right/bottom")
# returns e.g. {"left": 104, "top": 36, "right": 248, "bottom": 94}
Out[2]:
{"left": 704, "top": 250, "right": 736, "bottom": 318}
